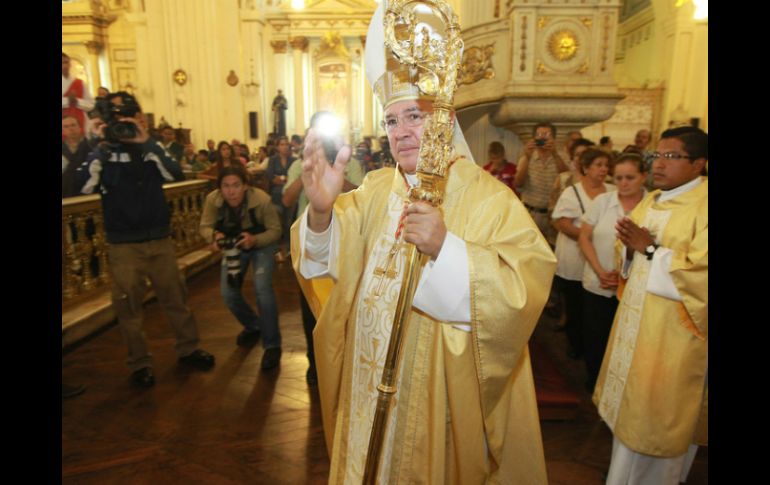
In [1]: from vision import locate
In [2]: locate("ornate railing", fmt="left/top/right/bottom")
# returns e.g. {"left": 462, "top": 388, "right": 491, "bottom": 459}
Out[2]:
{"left": 62, "top": 180, "right": 212, "bottom": 307}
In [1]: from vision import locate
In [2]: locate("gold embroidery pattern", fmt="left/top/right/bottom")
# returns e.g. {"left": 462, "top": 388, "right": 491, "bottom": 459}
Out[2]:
{"left": 345, "top": 191, "right": 410, "bottom": 484}
{"left": 598, "top": 208, "right": 672, "bottom": 428}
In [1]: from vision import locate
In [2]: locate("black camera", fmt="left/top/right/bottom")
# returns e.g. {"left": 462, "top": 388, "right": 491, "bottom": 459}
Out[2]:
{"left": 217, "top": 235, "right": 245, "bottom": 288}
{"left": 104, "top": 93, "right": 141, "bottom": 143}
{"left": 535, "top": 139, "right": 546, "bottom": 147}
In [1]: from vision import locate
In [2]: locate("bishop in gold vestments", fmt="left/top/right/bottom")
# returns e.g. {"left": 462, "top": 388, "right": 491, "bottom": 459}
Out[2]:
{"left": 594, "top": 127, "right": 708, "bottom": 484}
{"left": 293, "top": 153, "right": 555, "bottom": 484}
{"left": 291, "top": 4, "right": 556, "bottom": 482}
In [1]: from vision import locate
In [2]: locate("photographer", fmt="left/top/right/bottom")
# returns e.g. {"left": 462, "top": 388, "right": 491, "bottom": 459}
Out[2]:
{"left": 199, "top": 164, "right": 284, "bottom": 370}
{"left": 76, "top": 91, "right": 215, "bottom": 388}
{"left": 514, "top": 121, "right": 569, "bottom": 246}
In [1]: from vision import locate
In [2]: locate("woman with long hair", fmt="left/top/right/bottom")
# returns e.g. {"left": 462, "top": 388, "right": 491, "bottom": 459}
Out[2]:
{"left": 198, "top": 140, "right": 247, "bottom": 181}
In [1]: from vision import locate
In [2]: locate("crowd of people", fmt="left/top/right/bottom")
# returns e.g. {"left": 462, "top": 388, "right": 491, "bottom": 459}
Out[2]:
{"left": 64, "top": 11, "right": 708, "bottom": 479}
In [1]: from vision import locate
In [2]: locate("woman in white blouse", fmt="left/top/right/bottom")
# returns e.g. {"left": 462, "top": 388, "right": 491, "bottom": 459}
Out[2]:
{"left": 577, "top": 153, "right": 647, "bottom": 391}
{"left": 552, "top": 149, "right": 615, "bottom": 361}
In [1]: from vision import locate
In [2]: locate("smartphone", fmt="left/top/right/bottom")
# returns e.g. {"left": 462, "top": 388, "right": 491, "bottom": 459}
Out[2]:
{"left": 322, "top": 137, "right": 339, "bottom": 165}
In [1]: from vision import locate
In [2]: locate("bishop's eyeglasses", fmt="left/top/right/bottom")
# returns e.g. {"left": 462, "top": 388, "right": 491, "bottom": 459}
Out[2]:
{"left": 381, "top": 111, "right": 428, "bottom": 133}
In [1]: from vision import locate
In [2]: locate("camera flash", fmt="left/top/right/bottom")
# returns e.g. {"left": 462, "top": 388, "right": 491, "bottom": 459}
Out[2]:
{"left": 315, "top": 113, "right": 342, "bottom": 139}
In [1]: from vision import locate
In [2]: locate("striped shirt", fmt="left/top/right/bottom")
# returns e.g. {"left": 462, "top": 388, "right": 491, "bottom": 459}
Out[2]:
{"left": 520, "top": 152, "right": 561, "bottom": 209}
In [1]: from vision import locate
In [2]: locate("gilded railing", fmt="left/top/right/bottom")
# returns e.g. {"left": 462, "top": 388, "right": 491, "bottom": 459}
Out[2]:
{"left": 61, "top": 180, "right": 212, "bottom": 307}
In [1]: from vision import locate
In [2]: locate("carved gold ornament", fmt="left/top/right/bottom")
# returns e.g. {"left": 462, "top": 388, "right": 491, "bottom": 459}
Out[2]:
{"left": 458, "top": 43, "right": 495, "bottom": 85}
{"left": 317, "top": 31, "right": 349, "bottom": 59}
{"left": 173, "top": 69, "right": 188, "bottom": 86}
{"left": 548, "top": 30, "right": 579, "bottom": 62}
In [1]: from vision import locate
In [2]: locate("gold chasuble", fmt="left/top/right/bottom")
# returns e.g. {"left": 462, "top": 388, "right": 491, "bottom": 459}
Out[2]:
{"left": 291, "top": 156, "right": 556, "bottom": 484}
{"left": 594, "top": 178, "right": 708, "bottom": 458}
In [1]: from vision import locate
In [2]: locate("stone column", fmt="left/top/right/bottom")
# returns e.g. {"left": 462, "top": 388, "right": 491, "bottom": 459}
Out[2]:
{"left": 360, "top": 35, "right": 373, "bottom": 136}
{"left": 85, "top": 41, "right": 103, "bottom": 93}
{"left": 290, "top": 36, "right": 309, "bottom": 135}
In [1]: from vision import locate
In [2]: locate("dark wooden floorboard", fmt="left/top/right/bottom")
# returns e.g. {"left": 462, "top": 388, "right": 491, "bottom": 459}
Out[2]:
{"left": 63, "top": 259, "right": 707, "bottom": 484}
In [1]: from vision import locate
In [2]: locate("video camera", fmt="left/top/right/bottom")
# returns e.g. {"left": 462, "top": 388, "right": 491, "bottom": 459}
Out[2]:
{"left": 104, "top": 93, "right": 142, "bottom": 143}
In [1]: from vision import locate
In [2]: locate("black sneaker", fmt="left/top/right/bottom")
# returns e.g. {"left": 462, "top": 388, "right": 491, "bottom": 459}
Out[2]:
{"left": 261, "top": 348, "right": 282, "bottom": 370}
{"left": 236, "top": 329, "right": 260, "bottom": 347}
{"left": 131, "top": 367, "right": 155, "bottom": 388}
{"left": 178, "top": 349, "right": 216, "bottom": 370}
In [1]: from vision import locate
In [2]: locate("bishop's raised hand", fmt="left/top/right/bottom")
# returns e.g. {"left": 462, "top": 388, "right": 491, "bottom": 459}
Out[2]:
{"left": 301, "top": 128, "right": 352, "bottom": 232}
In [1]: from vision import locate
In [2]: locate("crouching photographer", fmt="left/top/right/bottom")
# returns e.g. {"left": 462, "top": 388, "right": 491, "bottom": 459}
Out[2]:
{"left": 199, "top": 164, "right": 284, "bottom": 370}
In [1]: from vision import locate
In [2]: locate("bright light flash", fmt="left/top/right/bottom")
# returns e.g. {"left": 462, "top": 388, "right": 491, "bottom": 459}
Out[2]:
{"left": 315, "top": 113, "right": 342, "bottom": 138}
{"left": 693, "top": 0, "right": 708, "bottom": 20}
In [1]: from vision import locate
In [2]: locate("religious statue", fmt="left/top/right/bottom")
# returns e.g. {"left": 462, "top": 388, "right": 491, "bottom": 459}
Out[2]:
{"left": 271, "top": 90, "right": 288, "bottom": 136}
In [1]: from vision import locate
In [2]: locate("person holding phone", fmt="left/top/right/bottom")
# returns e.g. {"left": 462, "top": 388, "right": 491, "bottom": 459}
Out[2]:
{"left": 281, "top": 111, "right": 362, "bottom": 385}
{"left": 514, "top": 122, "right": 570, "bottom": 246}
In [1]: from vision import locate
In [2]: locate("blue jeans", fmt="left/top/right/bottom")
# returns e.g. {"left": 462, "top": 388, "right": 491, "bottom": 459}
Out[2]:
{"left": 220, "top": 244, "right": 281, "bottom": 349}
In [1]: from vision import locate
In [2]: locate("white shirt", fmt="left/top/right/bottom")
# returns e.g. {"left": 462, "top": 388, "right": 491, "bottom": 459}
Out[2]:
{"left": 581, "top": 190, "right": 646, "bottom": 297}
{"left": 552, "top": 182, "right": 615, "bottom": 281}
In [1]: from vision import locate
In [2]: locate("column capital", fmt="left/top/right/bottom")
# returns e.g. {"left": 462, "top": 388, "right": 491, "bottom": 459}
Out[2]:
{"left": 270, "top": 40, "right": 288, "bottom": 54}
{"left": 289, "top": 36, "right": 309, "bottom": 53}
{"left": 84, "top": 41, "right": 103, "bottom": 55}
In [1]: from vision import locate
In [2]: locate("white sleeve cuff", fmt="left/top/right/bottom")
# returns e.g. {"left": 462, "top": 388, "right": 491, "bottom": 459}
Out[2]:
{"left": 413, "top": 232, "right": 472, "bottom": 326}
{"left": 299, "top": 208, "right": 339, "bottom": 280}
{"left": 646, "top": 247, "right": 683, "bottom": 301}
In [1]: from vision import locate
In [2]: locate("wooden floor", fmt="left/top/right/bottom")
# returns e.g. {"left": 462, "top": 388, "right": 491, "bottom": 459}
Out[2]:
{"left": 62, "top": 259, "right": 708, "bottom": 484}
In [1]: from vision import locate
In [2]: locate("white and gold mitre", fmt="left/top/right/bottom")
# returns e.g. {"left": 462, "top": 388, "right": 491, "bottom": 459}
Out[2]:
{"left": 364, "top": 1, "right": 435, "bottom": 109}
{"left": 364, "top": 0, "right": 474, "bottom": 162}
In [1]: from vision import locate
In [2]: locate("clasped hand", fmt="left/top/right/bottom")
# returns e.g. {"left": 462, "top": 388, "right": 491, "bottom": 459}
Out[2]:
{"left": 598, "top": 269, "right": 620, "bottom": 289}
{"left": 615, "top": 217, "right": 654, "bottom": 255}
{"left": 403, "top": 202, "right": 446, "bottom": 260}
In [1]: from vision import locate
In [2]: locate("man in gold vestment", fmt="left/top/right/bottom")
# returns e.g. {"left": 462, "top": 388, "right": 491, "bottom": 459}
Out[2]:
{"left": 291, "top": 6, "right": 556, "bottom": 484}
{"left": 290, "top": 3, "right": 556, "bottom": 484}
{"left": 594, "top": 126, "right": 708, "bottom": 484}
